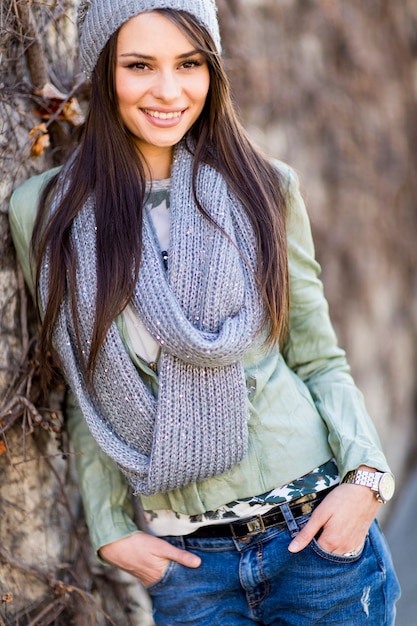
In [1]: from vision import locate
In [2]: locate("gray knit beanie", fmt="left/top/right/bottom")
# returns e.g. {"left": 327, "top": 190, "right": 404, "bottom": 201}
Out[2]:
{"left": 78, "top": 0, "right": 221, "bottom": 77}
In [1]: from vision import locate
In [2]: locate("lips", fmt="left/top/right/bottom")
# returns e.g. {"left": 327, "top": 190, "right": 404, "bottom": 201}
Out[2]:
{"left": 143, "top": 108, "right": 183, "bottom": 120}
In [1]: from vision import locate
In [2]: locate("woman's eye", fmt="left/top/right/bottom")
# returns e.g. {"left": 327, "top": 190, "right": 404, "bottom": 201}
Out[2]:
{"left": 127, "top": 62, "right": 148, "bottom": 71}
{"left": 181, "top": 59, "right": 202, "bottom": 69}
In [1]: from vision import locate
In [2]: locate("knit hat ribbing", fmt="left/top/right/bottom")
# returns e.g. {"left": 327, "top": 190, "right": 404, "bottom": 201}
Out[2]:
{"left": 78, "top": 0, "right": 221, "bottom": 77}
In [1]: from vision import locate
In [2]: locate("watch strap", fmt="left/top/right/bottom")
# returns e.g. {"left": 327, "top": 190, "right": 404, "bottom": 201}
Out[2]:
{"left": 344, "top": 469, "right": 380, "bottom": 490}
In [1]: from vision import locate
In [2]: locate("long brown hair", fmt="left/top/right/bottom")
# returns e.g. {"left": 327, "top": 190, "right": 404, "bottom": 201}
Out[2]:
{"left": 33, "top": 9, "right": 289, "bottom": 386}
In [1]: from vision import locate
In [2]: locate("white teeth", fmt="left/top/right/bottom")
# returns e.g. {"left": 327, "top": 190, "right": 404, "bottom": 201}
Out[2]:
{"left": 144, "top": 109, "right": 182, "bottom": 120}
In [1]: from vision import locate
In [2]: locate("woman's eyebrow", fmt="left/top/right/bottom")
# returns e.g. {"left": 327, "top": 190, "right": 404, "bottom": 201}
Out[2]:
{"left": 119, "top": 49, "right": 201, "bottom": 60}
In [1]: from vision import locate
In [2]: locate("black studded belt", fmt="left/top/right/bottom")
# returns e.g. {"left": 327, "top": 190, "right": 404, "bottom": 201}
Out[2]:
{"left": 186, "top": 486, "right": 335, "bottom": 540}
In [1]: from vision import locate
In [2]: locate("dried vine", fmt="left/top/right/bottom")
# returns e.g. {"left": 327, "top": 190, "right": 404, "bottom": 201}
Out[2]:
{"left": 0, "top": 2, "right": 152, "bottom": 624}
{"left": 0, "top": 266, "right": 65, "bottom": 458}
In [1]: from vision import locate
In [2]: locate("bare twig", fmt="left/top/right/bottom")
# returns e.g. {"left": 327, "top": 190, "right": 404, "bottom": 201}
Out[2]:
{"left": 26, "top": 598, "right": 66, "bottom": 626}
{"left": 17, "top": 264, "right": 29, "bottom": 355}
{"left": 0, "top": 546, "right": 119, "bottom": 626}
{"left": 15, "top": 0, "right": 48, "bottom": 90}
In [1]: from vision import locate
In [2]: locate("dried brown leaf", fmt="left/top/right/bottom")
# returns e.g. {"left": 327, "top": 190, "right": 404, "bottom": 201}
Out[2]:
{"left": 1, "top": 592, "right": 13, "bottom": 603}
{"left": 62, "top": 97, "right": 84, "bottom": 126}
{"left": 34, "top": 81, "right": 67, "bottom": 101}
{"left": 34, "top": 82, "right": 84, "bottom": 126}
{"left": 29, "top": 123, "right": 50, "bottom": 157}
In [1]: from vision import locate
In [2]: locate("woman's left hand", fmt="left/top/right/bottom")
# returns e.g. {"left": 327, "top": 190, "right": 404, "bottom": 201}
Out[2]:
{"left": 287, "top": 480, "right": 381, "bottom": 555}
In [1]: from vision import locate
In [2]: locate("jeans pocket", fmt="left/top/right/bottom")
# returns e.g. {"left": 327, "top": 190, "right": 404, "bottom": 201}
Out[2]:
{"left": 146, "top": 559, "right": 177, "bottom": 592}
{"left": 310, "top": 536, "right": 367, "bottom": 563}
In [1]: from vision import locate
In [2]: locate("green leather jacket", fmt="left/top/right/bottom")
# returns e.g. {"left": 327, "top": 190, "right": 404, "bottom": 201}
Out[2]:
{"left": 9, "top": 162, "right": 390, "bottom": 554}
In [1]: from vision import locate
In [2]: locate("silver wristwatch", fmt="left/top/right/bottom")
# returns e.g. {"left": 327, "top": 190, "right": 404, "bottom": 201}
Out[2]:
{"left": 343, "top": 469, "right": 395, "bottom": 504}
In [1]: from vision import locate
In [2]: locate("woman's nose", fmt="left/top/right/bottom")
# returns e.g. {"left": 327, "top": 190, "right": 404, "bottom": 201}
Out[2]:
{"left": 152, "top": 70, "right": 182, "bottom": 101}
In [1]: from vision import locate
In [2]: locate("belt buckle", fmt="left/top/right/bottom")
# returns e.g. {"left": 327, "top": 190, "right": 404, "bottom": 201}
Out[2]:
{"left": 232, "top": 514, "right": 266, "bottom": 540}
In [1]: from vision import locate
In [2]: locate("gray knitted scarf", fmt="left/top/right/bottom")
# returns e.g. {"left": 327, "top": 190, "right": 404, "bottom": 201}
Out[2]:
{"left": 40, "top": 142, "right": 263, "bottom": 496}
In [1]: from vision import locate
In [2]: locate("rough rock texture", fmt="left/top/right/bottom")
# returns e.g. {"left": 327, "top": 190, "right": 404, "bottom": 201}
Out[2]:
{"left": 219, "top": 0, "right": 417, "bottom": 484}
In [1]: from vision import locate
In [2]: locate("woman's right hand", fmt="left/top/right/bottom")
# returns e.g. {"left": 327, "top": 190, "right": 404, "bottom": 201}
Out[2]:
{"left": 99, "top": 532, "right": 201, "bottom": 587}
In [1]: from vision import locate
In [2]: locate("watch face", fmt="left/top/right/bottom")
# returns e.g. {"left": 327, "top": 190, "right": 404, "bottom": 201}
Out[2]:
{"left": 379, "top": 473, "right": 395, "bottom": 502}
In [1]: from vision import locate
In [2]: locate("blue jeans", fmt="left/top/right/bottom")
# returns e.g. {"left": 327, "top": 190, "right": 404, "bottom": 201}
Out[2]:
{"left": 147, "top": 505, "right": 400, "bottom": 625}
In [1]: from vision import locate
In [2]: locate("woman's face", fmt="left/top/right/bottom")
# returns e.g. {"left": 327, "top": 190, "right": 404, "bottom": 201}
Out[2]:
{"left": 115, "top": 11, "right": 211, "bottom": 178}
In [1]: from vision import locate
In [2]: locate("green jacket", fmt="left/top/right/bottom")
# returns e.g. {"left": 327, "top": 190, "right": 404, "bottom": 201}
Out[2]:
{"left": 9, "top": 163, "right": 390, "bottom": 554}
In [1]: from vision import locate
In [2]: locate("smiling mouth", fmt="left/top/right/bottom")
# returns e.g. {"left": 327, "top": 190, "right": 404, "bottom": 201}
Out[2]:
{"left": 143, "top": 109, "right": 183, "bottom": 120}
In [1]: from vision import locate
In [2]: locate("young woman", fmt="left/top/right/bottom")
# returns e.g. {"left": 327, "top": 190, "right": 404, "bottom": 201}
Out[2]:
{"left": 10, "top": 1, "right": 400, "bottom": 623}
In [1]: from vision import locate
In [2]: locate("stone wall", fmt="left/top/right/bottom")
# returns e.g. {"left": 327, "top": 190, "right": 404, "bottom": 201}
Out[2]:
{"left": 218, "top": 0, "right": 417, "bottom": 485}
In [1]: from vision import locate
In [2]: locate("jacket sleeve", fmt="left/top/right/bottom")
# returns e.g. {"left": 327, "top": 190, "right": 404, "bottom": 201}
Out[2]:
{"left": 9, "top": 173, "right": 141, "bottom": 558}
{"left": 65, "top": 392, "right": 141, "bottom": 556}
{"left": 280, "top": 165, "right": 391, "bottom": 478}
